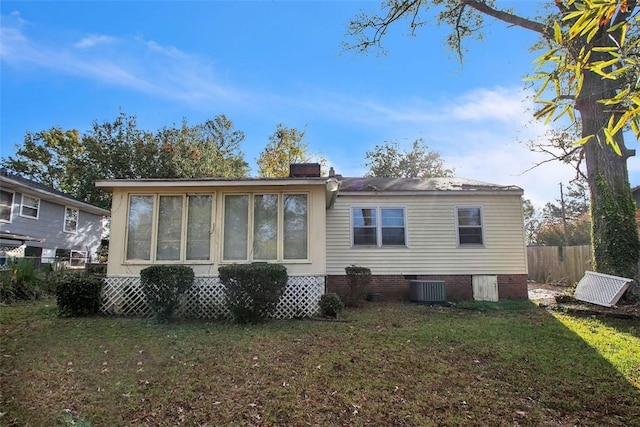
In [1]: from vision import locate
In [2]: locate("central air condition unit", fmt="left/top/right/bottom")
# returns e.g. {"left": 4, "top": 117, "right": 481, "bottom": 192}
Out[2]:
{"left": 409, "top": 280, "right": 447, "bottom": 304}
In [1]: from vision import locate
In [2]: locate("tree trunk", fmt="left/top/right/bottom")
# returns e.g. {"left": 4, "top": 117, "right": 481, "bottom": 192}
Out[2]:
{"left": 577, "top": 71, "right": 640, "bottom": 300}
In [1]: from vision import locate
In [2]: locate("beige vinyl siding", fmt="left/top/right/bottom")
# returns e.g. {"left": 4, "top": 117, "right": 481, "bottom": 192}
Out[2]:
{"left": 107, "top": 185, "right": 327, "bottom": 278}
{"left": 326, "top": 193, "right": 527, "bottom": 275}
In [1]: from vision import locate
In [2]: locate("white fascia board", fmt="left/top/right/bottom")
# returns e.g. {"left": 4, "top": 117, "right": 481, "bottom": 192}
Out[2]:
{"left": 338, "top": 189, "right": 524, "bottom": 197}
{"left": 95, "top": 179, "right": 327, "bottom": 190}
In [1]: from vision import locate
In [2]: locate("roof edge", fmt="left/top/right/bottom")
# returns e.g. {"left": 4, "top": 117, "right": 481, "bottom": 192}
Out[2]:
{"left": 339, "top": 189, "right": 524, "bottom": 197}
{"left": 1, "top": 175, "right": 110, "bottom": 216}
{"left": 95, "top": 178, "right": 329, "bottom": 190}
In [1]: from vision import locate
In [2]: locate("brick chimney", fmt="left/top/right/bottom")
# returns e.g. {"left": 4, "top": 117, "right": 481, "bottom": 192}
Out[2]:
{"left": 289, "top": 163, "right": 321, "bottom": 178}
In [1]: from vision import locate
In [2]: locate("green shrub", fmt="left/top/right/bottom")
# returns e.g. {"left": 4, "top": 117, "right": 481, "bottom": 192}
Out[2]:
{"left": 0, "top": 258, "right": 42, "bottom": 303}
{"left": 219, "top": 263, "right": 288, "bottom": 324}
{"left": 319, "top": 292, "right": 344, "bottom": 318}
{"left": 140, "top": 265, "right": 194, "bottom": 322}
{"left": 56, "top": 272, "right": 104, "bottom": 316}
{"left": 0, "top": 270, "right": 15, "bottom": 303}
{"left": 344, "top": 265, "right": 371, "bottom": 307}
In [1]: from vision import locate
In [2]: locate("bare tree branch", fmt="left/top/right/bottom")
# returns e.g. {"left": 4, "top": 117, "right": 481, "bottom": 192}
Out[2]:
{"left": 461, "top": 0, "right": 551, "bottom": 37}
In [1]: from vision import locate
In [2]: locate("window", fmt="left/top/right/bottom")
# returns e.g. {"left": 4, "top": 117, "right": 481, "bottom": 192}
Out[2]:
{"left": 125, "top": 194, "right": 213, "bottom": 262}
{"left": 351, "top": 206, "right": 406, "bottom": 247}
{"left": 156, "top": 196, "right": 183, "bottom": 260}
{"left": 64, "top": 207, "right": 79, "bottom": 233}
{"left": 0, "top": 190, "right": 14, "bottom": 222}
{"left": 186, "top": 195, "right": 214, "bottom": 261}
{"left": 127, "top": 196, "right": 154, "bottom": 260}
{"left": 253, "top": 194, "right": 278, "bottom": 260}
{"left": 222, "top": 193, "right": 308, "bottom": 262}
{"left": 20, "top": 195, "right": 40, "bottom": 219}
{"left": 283, "top": 194, "right": 308, "bottom": 259}
{"left": 223, "top": 195, "right": 249, "bottom": 260}
{"left": 70, "top": 250, "right": 87, "bottom": 267}
{"left": 456, "top": 206, "right": 484, "bottom": 245}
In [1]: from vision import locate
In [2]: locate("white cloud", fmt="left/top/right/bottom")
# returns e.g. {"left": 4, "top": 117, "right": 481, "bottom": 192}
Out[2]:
{"left": 448, "top": 87, "right": 528, "bottom": 122}
{"left": 322, "top": 86, "right": 576, "bottom": 207}
{"left": 74, "top": 34, "right": 116, "bottom": 49}
{"left": 1, "top": 21, "right": 247, "bottom": 106}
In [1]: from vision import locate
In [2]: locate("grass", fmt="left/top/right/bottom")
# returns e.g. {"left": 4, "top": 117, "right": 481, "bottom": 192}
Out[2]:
{"left": 1, "top": 299, "right": 639, "bottom": 426}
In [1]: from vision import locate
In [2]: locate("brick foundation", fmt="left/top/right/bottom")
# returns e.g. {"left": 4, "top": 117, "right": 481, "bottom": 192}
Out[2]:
{"left": 326, "top": 274, "right": 528, "bottom": 302}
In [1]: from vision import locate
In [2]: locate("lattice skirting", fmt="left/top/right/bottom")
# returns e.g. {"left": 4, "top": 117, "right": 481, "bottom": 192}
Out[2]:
{"left": 101, "top": 276, "right": 325, "bottom": 319}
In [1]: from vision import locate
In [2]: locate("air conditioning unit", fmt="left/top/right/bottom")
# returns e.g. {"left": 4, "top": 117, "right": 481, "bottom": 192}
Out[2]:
{"left": 409, "top": 280, "right": 447, "bottom": 304}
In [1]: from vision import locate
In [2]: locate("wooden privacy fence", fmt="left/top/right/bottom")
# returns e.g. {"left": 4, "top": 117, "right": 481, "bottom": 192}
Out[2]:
{"left": 527, "top": 245, "right": 592, "bottom": 285}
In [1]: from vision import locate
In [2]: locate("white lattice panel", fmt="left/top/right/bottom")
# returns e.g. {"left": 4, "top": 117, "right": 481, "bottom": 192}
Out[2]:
{"left": 176, "top": 277, "right": 230, "bottom": 319}
{"left": 0, "top": 245, "right": 26, "bottom": 258}
{"left": 102, "top": 275, "right": 325, "bottom": 319}
{"left": 574, "top": 271, "right": 633, "bottom": 307}
{"left": 274, "top": 276, "right": 325, "bottom": 318}
{"left": 101, "top": 277, "right": 153, "bottom": 317}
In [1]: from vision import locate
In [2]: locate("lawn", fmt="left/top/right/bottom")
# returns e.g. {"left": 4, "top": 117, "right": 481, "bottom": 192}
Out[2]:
{"left": 1, "top": 299, "right": 639, "bottom": 426}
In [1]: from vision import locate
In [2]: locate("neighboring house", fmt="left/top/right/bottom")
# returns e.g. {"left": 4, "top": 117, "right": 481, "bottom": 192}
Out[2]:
{"left": 96, "top": 164, "right": 528, "bottom": 318}
{"left": 0, "top": 170, "right": 110, "bottom": 266}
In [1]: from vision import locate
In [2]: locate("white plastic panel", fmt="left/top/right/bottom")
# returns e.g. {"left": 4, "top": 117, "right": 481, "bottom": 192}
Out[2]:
{"left": 574, "top": 271, "right": 632, "bottom": 307}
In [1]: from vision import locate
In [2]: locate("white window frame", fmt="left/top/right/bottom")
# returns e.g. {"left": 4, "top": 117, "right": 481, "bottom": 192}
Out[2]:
{"left": 221, "top": 192, "right": 310, "bottom": 263}
{"left": 20, "top": 194, "right": 40, "bottom": 219}
{"left": 63, "top": 206, "right": 79, "bottom": 234}
{"left": 0, "top": 190, "right": 14, "bottom": 223}
{"left": 70, "top": 250, "right": 88, "bottom": 268}
{"left": 455, "top": 205, "right": 485, "bottom": 247}
{"left": 124, "top": 193, "right": 215, "bottom": 264}
{"left": 350, "top": 205, "right": 408, "bottom": 248}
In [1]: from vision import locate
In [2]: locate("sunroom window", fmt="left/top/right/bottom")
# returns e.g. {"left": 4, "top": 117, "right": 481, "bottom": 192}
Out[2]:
{"left": 222, "top": 193, "right": 308, "bottom": 262}
{"left": 125, "top": 194, "right": 213, "bottom": 262}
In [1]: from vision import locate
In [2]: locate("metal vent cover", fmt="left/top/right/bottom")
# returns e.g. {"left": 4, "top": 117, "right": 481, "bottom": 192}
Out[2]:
{"left": 409, "top": 280, "right": 446, "bottom": 303}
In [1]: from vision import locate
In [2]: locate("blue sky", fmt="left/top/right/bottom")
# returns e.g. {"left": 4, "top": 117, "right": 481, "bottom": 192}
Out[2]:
{"left": 1, "top": 1, "right": 638, "bottom": 209}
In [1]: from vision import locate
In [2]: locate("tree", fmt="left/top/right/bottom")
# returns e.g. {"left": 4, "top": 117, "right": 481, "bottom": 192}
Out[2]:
{"left": 257, "top": 124, "right": 326, "bottom": 177}
{"left": 364, "top": 138, "right": 454, "bottom": 178}
{"left": 535, "top": 213, "right": 592, "bottom": 246}
{"left": 346, "top": 0, "right": 640, "bottom": 295}
{"left": 3, "top": 128, "right": 85, "bottom": 196}
{"left": 523, "top": 198, "right": 542, "bottom": 246}
{"left": 156, "top": 115, "right": 249, "bottom": 179}
{"left": 2, "top": 112, "right": 249, "bottom": 209}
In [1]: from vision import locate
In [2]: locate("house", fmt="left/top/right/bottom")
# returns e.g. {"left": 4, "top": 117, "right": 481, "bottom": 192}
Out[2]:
{"left": 326, "top": 177, "right": 528, "bottom": 302}
{"left": 95, "top": 164, "right": 528, "bottom": 318}
{"left": 0, "top": 170, "right": 109, "bottom": 267}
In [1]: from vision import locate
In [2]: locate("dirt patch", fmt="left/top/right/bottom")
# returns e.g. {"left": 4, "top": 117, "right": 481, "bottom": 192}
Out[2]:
{"left": 528, "top": 282, "right": 567, "bottom": 302}
{"left": 528, "top": 281, "right": 640, "bottom": 320}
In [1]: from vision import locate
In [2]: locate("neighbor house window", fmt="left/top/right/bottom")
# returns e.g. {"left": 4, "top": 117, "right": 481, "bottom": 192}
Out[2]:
{"left": 0, "top": 190, "right": 14, "bottom": 222}
{"left": 222, "top": 193, "right": 308, "bottom": 262}
{"left": 125, "top": 194, "right": 213, "bottom": 262}
{"left": 64, "top": 207, "right": 79, "bottom": 233}
{"left": 70, "top": 250, "right": 88, "bottom": 267}
{"left": 20, "top": 195, "right": 40, "bottom": 219}
{"left": 351, "top": 207, "right": 406, "bottom": 247}
{"left": 456, "top": 206, "right": 484, "bottom": 245}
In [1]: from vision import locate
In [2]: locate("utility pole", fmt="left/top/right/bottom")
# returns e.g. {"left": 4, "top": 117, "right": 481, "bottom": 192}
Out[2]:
{"left": 559, "top": 182, "right": 569, "bottom": 247}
